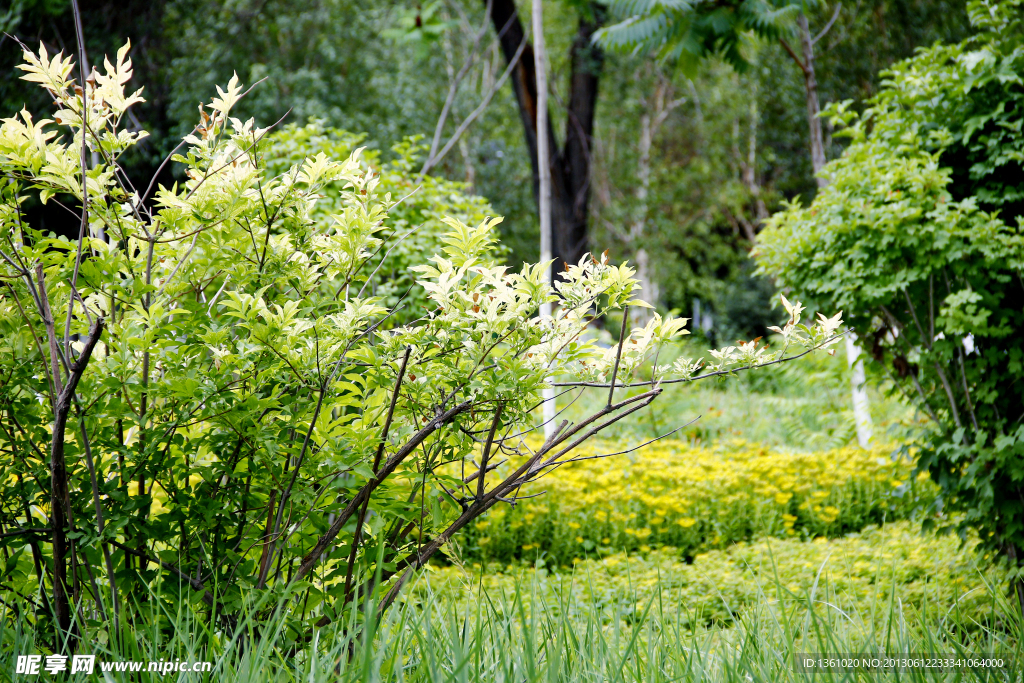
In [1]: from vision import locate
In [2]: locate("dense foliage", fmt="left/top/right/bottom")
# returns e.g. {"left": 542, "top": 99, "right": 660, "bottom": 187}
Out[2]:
{"left": 262, "top": 122, "right": 502, "bottom": 317}
{"left": 756, "top": 0, "right": 1024, "bottom": 602}
{"left": 0, "top": 42, "right": 843, "bottom": 651}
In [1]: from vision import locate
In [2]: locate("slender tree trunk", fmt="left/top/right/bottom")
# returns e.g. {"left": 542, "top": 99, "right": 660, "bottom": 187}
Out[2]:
{"left": 845, "top": 334, "right": 873, "bottom": 447}
{"left": 797, "top": 14, "right": 828, "bottom": 189}
{"left": 35, "top": 266, "right": 105, "bottom": 648}
{"left": 788, "top": 11, "right": 873, "bottom": 447}
{"left": 629, "top": 72, "right": 684, "bottom": 320}
{"left": 631, "top": 79, "right": 657, "bottom": 321}
{"left": 484, "top": 0, "right": 603, "bottom": 270}
{"left": 556, "top": 12, "right": 603, "bottom": 268}
{"left": 35, "top": 269, "right": 72, "bottom": 645}
{"left": 533, "top": 0, "right": 556, "bottom": 439}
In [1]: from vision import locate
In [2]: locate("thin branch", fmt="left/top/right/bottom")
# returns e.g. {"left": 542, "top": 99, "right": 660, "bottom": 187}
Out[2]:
{"left": 607, "top": 306, "right": 629, "bottom": 407}
{"left": 0, "top": 527, "right": 51, "bottom": 539}
{"left": 292, "top": 399, "right": 473, "bottom": 583}
{"left": 476, "top": 402, "right": 504, "bottom": 500}
{"left": 419, "top": 30, "right": 528, "bottom": 177}
{"left": 35, "top": 266, "right": 68, "bottom": 392}
{"left": 65, "top": 0, "right": 90, "bottom": 364}
{"left": 4, "top": 283, "right": 56, "bottom": 412}
{"left": 108, "top": 540, "right": 214, "bottom": 606}
{"left": 342, "top": 346, "right": 412, "bottom": 602}
{"left": 778, "top": 38, "right": 809, "bottom": 75}
{"left": 934, "top": 361, "right": 964, "bottom": 433}
{"left": 903, "top": 288, "right": 930, "bottom": 350}
{"left": 354, "top": 219, "right": 423, "bottom": 300}
{"left": 554, "top": 335, "right": 844, "bottom": 388}
{"left": 812, "top": 4, "right": 842, "bottom": 46}
{"left": 957, "top": 347, "right": 979, "bottom": 431}
{"left": 427, "top": 0, "right": 494, "bottom": 162}
{"left": 541, "top": 416, "right": 699, "bottom": 471}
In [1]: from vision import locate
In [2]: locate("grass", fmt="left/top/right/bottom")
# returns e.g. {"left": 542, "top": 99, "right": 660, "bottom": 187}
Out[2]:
{"left": 4, "top": 522, "right": 1018, "bottom": 681}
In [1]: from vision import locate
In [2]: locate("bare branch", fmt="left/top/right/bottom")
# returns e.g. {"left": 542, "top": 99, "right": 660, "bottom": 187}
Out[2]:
{"left": 293, "top": 399, "right": 474, "bottom": 582}
{"left": 554, "top": 334, "right": 844, "bottom": 388}
{"left": 343, "top": 346, "right": 412, "bottom": 601}
{"left": 812, "top": 4, "right": 842, "bottom": 46}
{"left": 778, "top": 38, "right": 809, "bottom": 76}
{"left": 426, "top": 0, "right": 494, "bottom": 162}
{"left": 419, "top": 29, "right": 528, "bottom": 177}
{"left": 476, "top": 402, "right": 504, "bottom": 500}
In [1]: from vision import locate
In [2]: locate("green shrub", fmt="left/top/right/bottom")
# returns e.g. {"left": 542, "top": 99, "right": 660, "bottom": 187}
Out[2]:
{"left": 262, "top": 122, "right": 504, "bottom": 320}
{"left": 756, "top": 0, "right": 1024, "bottom": 607}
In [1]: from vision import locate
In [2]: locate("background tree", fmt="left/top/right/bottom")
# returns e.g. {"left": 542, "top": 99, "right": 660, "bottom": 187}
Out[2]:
{"left": 756, "top": 0, "right": 1024, "bottom": 609}
{"left": 482, "top": 0, "right": 604, "bottom": 271}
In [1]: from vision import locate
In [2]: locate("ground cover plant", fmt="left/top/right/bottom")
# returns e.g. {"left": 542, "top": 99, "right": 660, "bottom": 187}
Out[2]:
{"left": 0, "top": 37, "right": 846, "bottom": 657}
{"left": 460, "top": 440, "right": 938, "bottom": 565}
{"left": 414, "top": 521, "right": 1009, "bottom": 635}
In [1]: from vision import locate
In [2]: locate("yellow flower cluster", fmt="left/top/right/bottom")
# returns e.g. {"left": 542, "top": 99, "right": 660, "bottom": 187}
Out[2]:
{"left": 465, "top": 439, "right": 935, "bottom": 564}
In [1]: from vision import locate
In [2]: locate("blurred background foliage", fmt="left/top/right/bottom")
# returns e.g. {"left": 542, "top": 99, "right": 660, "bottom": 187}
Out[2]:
{"left": 1, "top": 0, "right": 973, "bottom": 338}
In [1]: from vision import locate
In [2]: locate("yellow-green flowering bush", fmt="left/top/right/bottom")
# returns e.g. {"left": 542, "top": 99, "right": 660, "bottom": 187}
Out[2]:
{"left": 461, "top": 440, "right": 936, "bottom": 564}
{"left": 415, "top": 522, "right": 1006, "bottom": 632}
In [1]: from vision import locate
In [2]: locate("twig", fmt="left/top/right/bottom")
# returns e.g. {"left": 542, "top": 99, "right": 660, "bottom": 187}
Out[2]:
{"left": 476, "top": 402, "right": 504, "bottom": 500}
{"left": 554, "top": 335, "right": 843, "bottom": 388}
{"left": 533, "top": 417, "right": 699, "bottom": 477}
{"left": 64, "top": 0, "right": 91, "bottom": 364}
{"left": 342, "top": 346, "right": 412, "bottom": 602}
{"left": 292, "top": 400, "right": 474, "bottom": 583}
{"left": 812, "top": 4, "right": 842, "bottom": 46}
{"left": 108, "top": 540, "right": 214, "bottom": 606}
{"left": 607, "top": 306, "right": 629, "bottom": 407}
{"left": 419, "top": 30, "right": 528, "bottom": 177}
{"left": 0, "top": 527, "right": 51, "bottom": 539}
{"left": 425, "top": 0, "right": 494, "bottom": 164}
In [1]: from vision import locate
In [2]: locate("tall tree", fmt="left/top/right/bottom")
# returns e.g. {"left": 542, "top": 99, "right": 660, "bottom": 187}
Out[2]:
{"left": 484, "top": 0, "right": 604, "bottom": 270}
{"left": 777, "top": 7, "right": 874, "bottom": 447}
{"left": 600, "top": 0, "right": 875, "bottom": 446}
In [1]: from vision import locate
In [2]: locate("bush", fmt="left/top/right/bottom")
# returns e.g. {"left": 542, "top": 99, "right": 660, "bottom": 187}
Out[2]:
{"left": 460, "top": 440, "right": 936, "bottom": 564}
{"left": 756, "top": 0, "right": 1024, "bottom": 608}
{"left": 0, "top": 42, "right": 843, "bottom": 650}
{"left": 261, "top": 122, "right": 504, "bottom": 319}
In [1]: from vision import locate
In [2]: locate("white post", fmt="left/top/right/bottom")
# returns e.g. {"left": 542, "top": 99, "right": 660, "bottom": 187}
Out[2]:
{"left": 846, "top": 333, "right": 873, "bottom": 448}
{"left": 533, "top": 0, "right": 556, "bottom": 439}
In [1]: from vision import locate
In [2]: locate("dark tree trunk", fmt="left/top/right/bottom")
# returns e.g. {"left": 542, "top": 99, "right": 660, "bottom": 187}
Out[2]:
{"left": 485, "top": 0, "right": 604, "bottom": 271}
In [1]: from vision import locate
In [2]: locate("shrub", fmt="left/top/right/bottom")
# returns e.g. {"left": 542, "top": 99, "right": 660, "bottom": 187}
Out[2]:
{"left": 0, "top": 42, "right": 842, "bottom": 651}
{"left": 261, "top": 122, "right": 504, "bottom": 319}
{"left": 460, "top": 440, "right": 936, "bottom": 564}
{"left": 756, "top": 0, "right": 1024, "bottom": 609}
